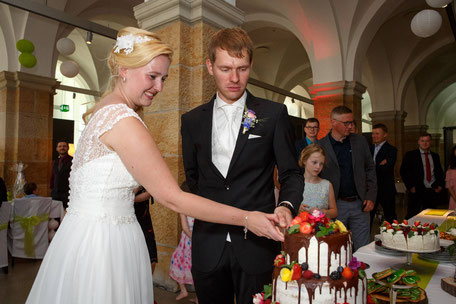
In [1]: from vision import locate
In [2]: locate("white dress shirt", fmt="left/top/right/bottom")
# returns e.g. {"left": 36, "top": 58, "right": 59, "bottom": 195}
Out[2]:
{"left": 373, "top": 140, "right": 386, "bottom": 162}
{"left": 211, "top": 92, "right": 246, "bottom": 178}
{"left": 419, "top": 148, "right": 435, "bottom": 188}
{"left": 211, "top": 92, "right": 246, "bottom": 242}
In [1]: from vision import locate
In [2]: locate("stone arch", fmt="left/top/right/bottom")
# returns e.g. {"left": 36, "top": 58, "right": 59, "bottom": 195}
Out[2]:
{"left": 347, "top": 0, "right": 404, "bottom": 81}
{"left": 426, "top": 84, "right": 456, "bottom": 132}
{"left": 0, "top": 4, "right": 28, "bottom": 72}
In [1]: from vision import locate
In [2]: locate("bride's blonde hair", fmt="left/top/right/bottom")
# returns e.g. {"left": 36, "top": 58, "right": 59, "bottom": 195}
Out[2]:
{"left": 83, "top": 27, "right": 173, "bottom": 122}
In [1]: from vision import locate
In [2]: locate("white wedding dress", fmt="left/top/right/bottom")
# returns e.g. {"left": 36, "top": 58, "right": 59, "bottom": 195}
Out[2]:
{"left": 27, "top": 104, "right": 154, "bottom": 303}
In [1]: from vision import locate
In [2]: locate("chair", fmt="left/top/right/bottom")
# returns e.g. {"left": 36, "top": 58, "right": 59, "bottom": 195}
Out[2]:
{"left": 0, "top": 201, "right": 12, "bottom": 272}
{"left": 8, "top": 197, "right": 52, "bottom": 260}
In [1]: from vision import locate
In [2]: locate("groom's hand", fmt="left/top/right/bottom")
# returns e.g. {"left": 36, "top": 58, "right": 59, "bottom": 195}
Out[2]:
{"left": 274, "top": 206, "right": 293, "bottom": 228}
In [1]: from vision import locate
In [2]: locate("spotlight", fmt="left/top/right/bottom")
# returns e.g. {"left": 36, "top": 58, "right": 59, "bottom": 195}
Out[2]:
{"left": 86, "top": 31, "right": 93, "bottom": 44}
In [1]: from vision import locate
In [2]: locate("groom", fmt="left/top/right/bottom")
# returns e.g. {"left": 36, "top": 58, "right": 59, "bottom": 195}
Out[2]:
{"left": 181, "top": 28, "right": 304, "bottom": 303}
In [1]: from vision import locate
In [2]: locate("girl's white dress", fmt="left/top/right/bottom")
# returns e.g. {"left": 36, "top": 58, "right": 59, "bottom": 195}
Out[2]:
{"left": 27, "top": 104, "right": 153, "bottom": 304}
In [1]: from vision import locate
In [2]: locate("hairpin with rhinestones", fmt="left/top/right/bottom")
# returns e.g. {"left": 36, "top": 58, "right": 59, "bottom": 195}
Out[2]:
{"left": 113, "top": 34, "right": 153, "bottom": 55}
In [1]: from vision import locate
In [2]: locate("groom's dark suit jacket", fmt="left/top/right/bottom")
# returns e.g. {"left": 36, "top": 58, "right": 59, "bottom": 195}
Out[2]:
{"left": 181, "top": 91, "right": 304, "bottom": 275}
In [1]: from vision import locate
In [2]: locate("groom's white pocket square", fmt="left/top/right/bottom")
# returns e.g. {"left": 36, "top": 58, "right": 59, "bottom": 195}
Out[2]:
{"left": 248, "top": 134, "right": 261, "bottom": 139}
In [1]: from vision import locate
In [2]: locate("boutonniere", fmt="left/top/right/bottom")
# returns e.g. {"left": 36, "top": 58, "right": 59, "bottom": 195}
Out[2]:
{"left": 241, "top": 106, "right": 260, "bottom": 134}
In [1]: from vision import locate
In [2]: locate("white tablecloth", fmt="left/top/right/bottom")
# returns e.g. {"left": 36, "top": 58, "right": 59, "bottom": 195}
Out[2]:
{"left": 409, "top": 209, "right": 456, "bottom": 227}
{"left": 7, "top": 199, "right": 65, "bottom": 221}
{"left": 354, "top": 242, "right": 455, "bottom": 303}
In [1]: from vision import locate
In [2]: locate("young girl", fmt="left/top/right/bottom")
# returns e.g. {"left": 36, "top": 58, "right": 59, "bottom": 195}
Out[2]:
{"left": 169, "top": 214, "right": 198, "bottom": 303}
{"left": 299, "top": 144, "right": 338, "bottom": 218}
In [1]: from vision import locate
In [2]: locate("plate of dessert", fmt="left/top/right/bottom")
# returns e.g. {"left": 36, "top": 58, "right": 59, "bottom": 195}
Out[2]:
{"left": 378, "top": 220, "right": 441, "bottom": 253}
{"left": 418, "top": 238, "right": 456, "bottom": 263}
{"left": 375, "top": 235, "right": 406, "bottom": 256}
{"left": 369, "top": 268, "right": 428, "bottom": 304}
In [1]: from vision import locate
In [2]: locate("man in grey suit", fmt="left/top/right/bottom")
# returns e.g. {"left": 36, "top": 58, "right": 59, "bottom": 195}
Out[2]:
{"left": 319, "top": 106, "right": 377, "bottom": 251}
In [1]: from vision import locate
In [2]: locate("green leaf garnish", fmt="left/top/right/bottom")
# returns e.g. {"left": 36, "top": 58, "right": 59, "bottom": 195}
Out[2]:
{"left": 287, "top": 224, "right": 300, "bottom": 234}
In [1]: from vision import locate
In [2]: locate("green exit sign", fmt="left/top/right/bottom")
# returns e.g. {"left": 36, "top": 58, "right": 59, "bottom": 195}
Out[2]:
{"left": 60, "top": 104, "right": 70, "bottom": 112}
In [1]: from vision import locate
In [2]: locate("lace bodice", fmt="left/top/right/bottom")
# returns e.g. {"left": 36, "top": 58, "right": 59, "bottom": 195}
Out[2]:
{"left": 301, "top": 179, "right": 330, "bottom": 210}
{"left": 67, "top": 104, "right": 146, "bottom": 224}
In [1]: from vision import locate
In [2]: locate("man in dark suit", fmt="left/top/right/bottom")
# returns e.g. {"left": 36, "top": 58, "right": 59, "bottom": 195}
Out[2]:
{"left": 370, "top": 123, "right": 397, "bottom": 224}
{"left": 181, "top": 28, "right": 304, "bottom": 304}
{"left": 319, "top": 106, "right": 377, "bottom": 251}
{"left": 400, "top": 133, "right": 444, "bottom": 219}
{"left": 50, "top": 141, "right": 72, "bottom": 209}
{"left": 295, "top": 117, "right": 320, "bottom": 157}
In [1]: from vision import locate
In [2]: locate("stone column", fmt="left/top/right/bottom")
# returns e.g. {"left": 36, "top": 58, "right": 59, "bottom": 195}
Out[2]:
{"left": 430, "top": 133, "right": 443, "bottom": 164}
{"left": 0, "top": 71, "right": 58, "bottom": 196}
{"left": 134, "top": 0, "right": 244, "bottom": 290}
{"left": 369, "top": 111, "right": 407, "bottom": 175}
{"left": 309, "top": 81, "right": 366, "bottom": 138}
{"left": 404, "top": 125, "right": 428, "bottom": 155}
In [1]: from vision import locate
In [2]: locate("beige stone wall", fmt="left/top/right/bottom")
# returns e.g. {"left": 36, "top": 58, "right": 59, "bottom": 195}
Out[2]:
{"left": 140, "top": 20, "right": 218, "bottom": 290}
{"left": 0, "top": 71, "right": 57, "bottom": 197}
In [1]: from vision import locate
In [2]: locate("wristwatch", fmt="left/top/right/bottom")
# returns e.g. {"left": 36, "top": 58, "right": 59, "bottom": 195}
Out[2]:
{"left": 277, "top": 201, "right": 296, "bottom": 216}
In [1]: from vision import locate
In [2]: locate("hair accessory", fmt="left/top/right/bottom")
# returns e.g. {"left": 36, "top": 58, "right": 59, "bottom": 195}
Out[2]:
{"left": 113, "top": 34, "right": 152, "bottom": 55}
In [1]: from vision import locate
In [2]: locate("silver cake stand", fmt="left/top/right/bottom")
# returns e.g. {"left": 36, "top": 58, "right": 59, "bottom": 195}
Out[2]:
{"left": 372, "top": 272, "right": 416, "bottom": 304}
{"left": 380, "top": 243, "right": 440, "bottom": 266}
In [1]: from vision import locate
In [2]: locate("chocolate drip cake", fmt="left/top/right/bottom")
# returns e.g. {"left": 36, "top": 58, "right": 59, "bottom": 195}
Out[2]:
{"left": 270, "top": 211, "right": 367, "bottom": 304}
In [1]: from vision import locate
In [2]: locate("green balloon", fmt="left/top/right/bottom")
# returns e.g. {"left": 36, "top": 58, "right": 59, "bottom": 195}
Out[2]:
{"left": 16, "top": 39, "right": 35, "bottom": 53}
{"left": 19, "top": 53, "right": 37, "bottom": 68}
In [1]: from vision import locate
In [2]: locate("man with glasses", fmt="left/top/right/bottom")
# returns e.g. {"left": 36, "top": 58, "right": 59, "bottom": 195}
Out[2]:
{"left": 318, "top": 106, "right": 377, "bottom": 251}
{"left": 295, "top": 118, "right": 320, "bottom": 157}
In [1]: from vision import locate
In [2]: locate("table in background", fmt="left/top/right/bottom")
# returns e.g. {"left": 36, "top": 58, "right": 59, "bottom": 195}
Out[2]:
{"left": 409, "top": 209, "right": 456, "bottom": 228}
{"left": 6, "top": 199, "right": 65, "bottom": 222}
{"left": 354, "top": 242, "right": 455, "bottom": 303}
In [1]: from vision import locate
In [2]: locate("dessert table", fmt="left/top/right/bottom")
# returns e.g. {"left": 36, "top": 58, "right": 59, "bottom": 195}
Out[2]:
{"left": 408, "top": 209, "right": 456, "bottom": 230}
{"left": 354, "top": 241, "right": 455, "bottom": 303}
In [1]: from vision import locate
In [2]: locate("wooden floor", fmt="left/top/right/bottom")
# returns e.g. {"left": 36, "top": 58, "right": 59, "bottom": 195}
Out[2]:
{"left": 0, "top": 257, "right": 196, "bottom": 304}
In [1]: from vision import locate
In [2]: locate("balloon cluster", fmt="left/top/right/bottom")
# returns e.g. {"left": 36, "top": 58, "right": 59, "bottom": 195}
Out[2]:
{"left": 56, "top": 37, "right": 79, "bottom": 78}
{"left": 16, "top": 39, "right": 37, "bottom": 68}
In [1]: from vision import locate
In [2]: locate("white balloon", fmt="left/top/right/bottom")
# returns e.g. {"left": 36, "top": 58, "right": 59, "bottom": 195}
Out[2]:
{"left": 48, "top": 219, "right": 59, "bottom": 230}
{"left": 425, "top": 0, "right": 452, "bottom": 8}
{"left": 48, "top": 230, "right": 56, "bottom": 241}
{"left": 56, "top": 38, "right": 75, "bottom": 55}
{"left": 60, "top": 61, "right": 79, "bottom": 78}
{"left": 411, "top": 9, "right": 442, "bottom": 38}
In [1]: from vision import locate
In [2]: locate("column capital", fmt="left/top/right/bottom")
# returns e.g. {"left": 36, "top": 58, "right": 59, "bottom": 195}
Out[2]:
{"left": 369, "top": 110, "right": 407, "bottom": 121}
{"left": 405, "top": 125, "right": 429, "bottom": 133}
{"left": 0, "top": 71, "right": 59, "bottom": 94}
{"left": 309, "top": 80, "right": 366, "bottom": 100}
{"left": 134, "top": 0, "right": 245, "bottom": 31}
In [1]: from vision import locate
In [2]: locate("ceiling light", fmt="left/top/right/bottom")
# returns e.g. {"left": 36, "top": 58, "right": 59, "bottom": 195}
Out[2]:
{"left": 86, "top": 31, "right": 93, "bottom": 44}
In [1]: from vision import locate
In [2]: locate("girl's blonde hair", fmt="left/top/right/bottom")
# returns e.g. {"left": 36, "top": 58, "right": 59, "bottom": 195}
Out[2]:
{"left": 298, "top": 143, "right": 326, "bottom": 168}
{"left": 83, "top": 27, "right": 173, "bottom": 122}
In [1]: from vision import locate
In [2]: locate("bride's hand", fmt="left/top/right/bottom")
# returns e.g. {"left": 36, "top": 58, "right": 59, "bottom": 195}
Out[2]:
{"left": 246, "top": 211, "right": 284, "bottom": 242}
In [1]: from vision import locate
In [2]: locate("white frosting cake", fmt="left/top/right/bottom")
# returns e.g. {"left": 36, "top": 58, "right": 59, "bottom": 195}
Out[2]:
{"left": 380, "top": 221, "right": 439, "bottom": 252}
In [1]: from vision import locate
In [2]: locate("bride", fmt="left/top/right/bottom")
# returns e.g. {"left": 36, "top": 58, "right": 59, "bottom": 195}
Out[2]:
{"left": 26, "top": 27, "right": 284, "bottom": 304}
